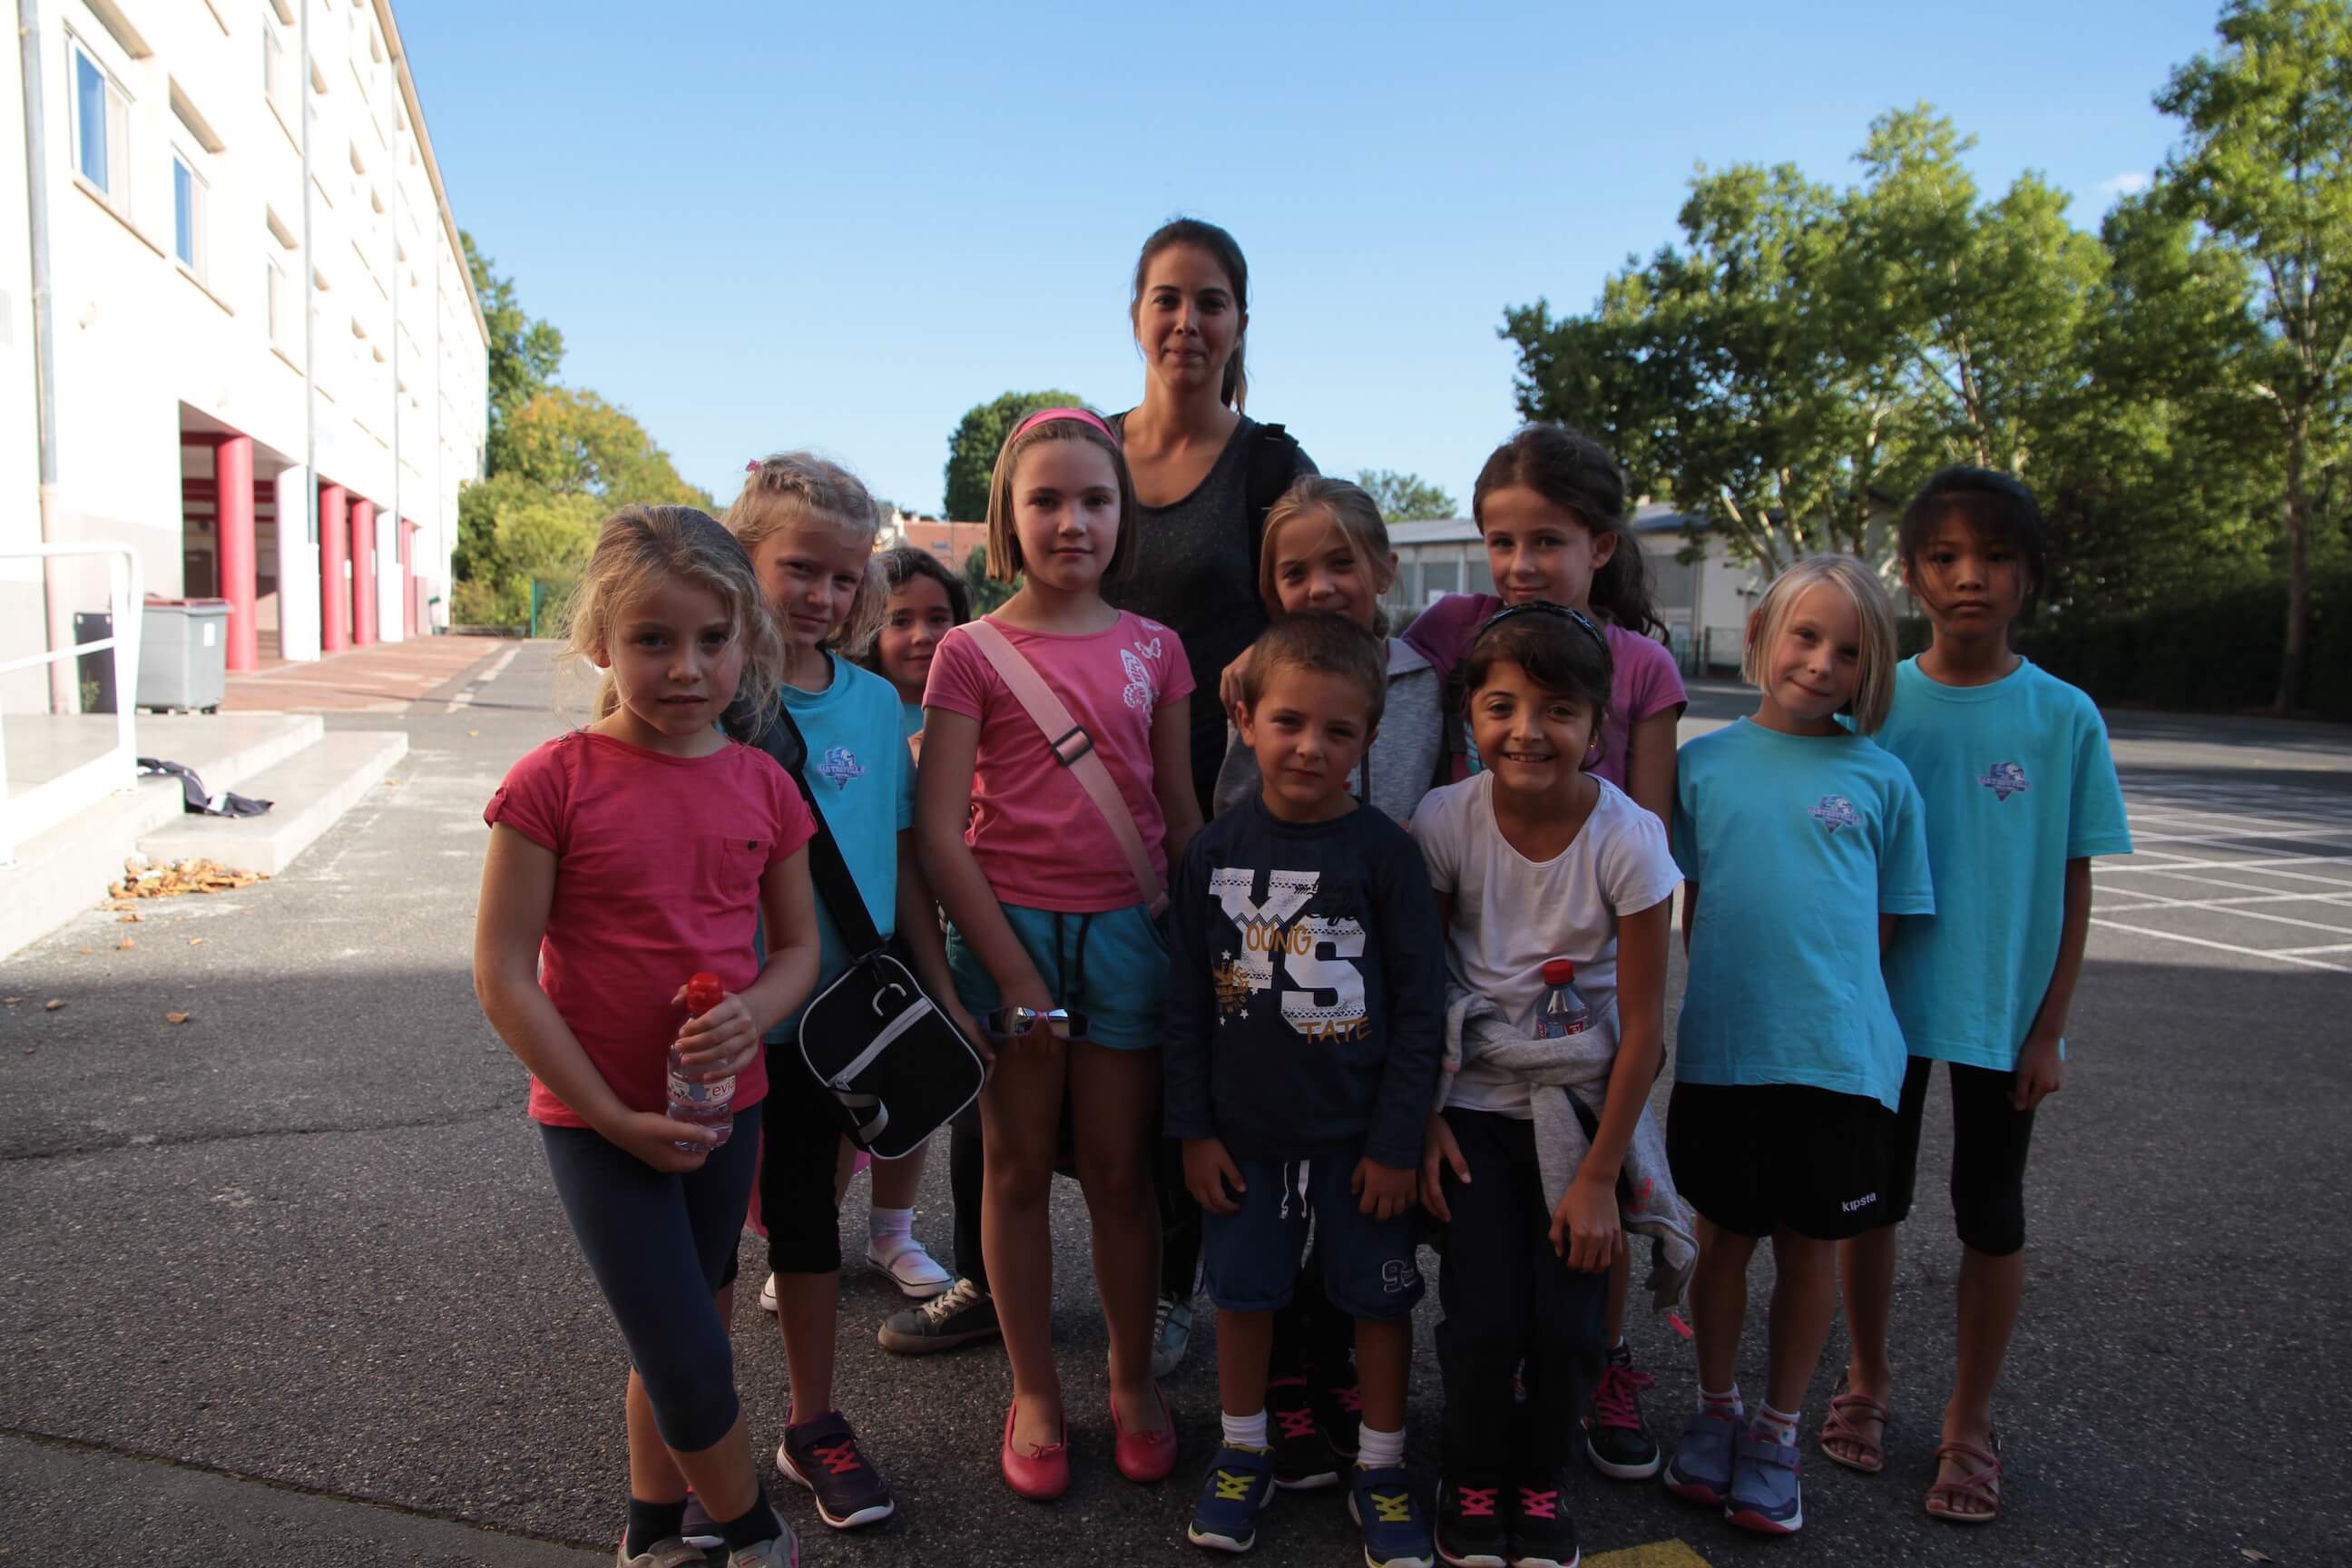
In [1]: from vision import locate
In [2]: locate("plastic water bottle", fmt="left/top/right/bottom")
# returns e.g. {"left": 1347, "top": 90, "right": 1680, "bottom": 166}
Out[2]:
{"left": 1531, "top": 958, "right": 1591, "bottom": 1039}
{"left": 666, "top": 971, "right": 734, "bottom": 1149}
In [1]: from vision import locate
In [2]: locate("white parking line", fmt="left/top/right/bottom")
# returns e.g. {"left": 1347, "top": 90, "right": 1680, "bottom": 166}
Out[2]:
{"left": 445, "top": 643, "right": 523, "bottom": 714}
{"left": 2090, "top": 918, "right": 2352, "bottom": 974}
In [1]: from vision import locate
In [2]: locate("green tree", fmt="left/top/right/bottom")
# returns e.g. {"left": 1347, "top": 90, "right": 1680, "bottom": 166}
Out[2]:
{"left": 503, "top": 387, "right": 710, "bottom": 506}
{"left": 2155, "top": 0, "right": 2352, "bottom": 710}
{"left": 963, "top": 545, "right": 1014, "bottom": 613}
{"left": 1354, "top": 469, "right": 1457, "bottom": 521}
{"left": 461, "top": 232, "right": 565, "bottom": 477}
{"left": 942, "top": 389, "right": 1084, "bottom": 521}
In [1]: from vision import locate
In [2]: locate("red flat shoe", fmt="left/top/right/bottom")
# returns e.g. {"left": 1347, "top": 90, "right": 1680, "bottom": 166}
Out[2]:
{"left": 1001, "top": 1400, "right": 1070, "bottom": 1502}
{"left": 1112, "top": 1382, "right": 1177, "bottom": 1484}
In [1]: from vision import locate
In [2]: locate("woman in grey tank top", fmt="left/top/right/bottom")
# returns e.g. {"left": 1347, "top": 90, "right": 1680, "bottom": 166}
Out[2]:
{"left": 1106, "top": 219, "right": 1315, "bottom": 818}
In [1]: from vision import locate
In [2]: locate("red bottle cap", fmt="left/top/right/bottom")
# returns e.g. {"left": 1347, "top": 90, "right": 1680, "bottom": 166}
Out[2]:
{"left": 685, "top": 972, "right": 723, "bottom": 1012}
{"left": 1540, "top": 958, "right": 1576, "bottom": 985}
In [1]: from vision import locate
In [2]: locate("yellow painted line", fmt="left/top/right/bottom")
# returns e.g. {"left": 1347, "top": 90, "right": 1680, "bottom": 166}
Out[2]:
{"left": 1586, "top": 1541, "right": 1713, "bottom": 1568}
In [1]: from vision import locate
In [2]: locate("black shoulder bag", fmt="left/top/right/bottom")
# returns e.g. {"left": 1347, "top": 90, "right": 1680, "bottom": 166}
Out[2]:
{"left": 767, "top": 706, "right": 984, "bottom": 1159}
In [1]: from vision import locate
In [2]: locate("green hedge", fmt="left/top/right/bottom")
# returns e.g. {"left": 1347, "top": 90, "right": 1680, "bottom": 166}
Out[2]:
{"left": 2004, "top": 569, "right": 2350, "bottom": 720}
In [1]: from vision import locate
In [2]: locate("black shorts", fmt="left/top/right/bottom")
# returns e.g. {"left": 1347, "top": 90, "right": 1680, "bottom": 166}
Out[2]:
{"left": 1667, "top": 1081, "right": 1896, "bottom": 1241}
{"left": 1886, "top": 1055, "right": 2037, "bottom": 1257}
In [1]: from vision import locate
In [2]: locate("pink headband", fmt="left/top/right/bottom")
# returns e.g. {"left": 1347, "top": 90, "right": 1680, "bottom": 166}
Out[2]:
{"left": 1008, "top": 407, "right": 1119, "bottom": 446}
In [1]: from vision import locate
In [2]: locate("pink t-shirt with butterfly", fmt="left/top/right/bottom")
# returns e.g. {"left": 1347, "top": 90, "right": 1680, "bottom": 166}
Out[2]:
{"left": 923, "top": 610, "right": 1194, "bottom": 914}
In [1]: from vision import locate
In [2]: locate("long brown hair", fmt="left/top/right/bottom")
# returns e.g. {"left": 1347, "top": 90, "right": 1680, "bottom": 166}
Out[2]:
{"left": 1473, "top": 424, "right": 1663, "bottom": 639}
{"left": 983, "top": 413, "right": 1140, "bottom": 586}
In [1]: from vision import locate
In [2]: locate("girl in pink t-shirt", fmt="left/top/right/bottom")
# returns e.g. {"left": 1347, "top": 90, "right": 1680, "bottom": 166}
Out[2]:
{"left": 475, "top": 505, "right": 820, "bottom": 1568}
{"left": 919, "top": 408, "right": 1202, "bottom": 1500}
{"left": 1400, "top": 423, "right": 1688, "bottom": 1487}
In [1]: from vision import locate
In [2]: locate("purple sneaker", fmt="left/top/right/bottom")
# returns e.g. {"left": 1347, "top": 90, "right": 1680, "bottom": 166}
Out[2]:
{"left": 1724, "top": 1426, "right": 1804, "bottom": 1534}
{"left": 1661, "top": 1406, "right": 1740, "bottom": 1507}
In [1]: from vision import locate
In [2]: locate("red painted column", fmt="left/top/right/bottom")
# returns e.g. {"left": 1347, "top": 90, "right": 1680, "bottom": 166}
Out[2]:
{"left": 350, "top": 497, "right": 378, "bottom": 646}
{"left": 319, "top": 481, "right": 349, "bottom": 653}
{"left": 401, "top": 519, "right": 417, "bottom": 637}
{"left": 215, "top": 435, "right": 259, "bottom": 671}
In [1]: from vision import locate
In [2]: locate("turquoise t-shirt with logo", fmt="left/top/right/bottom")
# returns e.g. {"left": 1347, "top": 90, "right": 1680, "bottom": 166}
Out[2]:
{"left": 1672, "top": 719, "right": 1934, "bottom": 1109}
{"left": 1873, "top": 658, "right": 2132, "bottom": 1071}
{"left": 748, "top": 655, "right": 916, "bottom": 1043}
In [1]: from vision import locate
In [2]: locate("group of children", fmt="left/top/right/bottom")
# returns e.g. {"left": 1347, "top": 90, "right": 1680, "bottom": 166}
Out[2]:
{"left": 473, "top": 414, "right": 2129, "bottom": 1568}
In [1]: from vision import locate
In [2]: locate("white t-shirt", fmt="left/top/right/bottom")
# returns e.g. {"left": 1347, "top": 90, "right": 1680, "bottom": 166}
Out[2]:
{"left": 1409, "top": 772, "right": 1683, "bottom": 1118}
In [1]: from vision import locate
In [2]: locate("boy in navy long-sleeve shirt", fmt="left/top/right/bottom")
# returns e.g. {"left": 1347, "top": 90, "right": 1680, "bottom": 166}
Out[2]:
{"left": 1164, "top": 615, "right": 1444, "bottom": 1563}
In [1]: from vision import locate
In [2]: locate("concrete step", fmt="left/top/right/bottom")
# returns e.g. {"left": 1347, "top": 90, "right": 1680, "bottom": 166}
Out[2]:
{"left": 137, "top": 730, "right": 407, "bottom": 877}
{"left": 0, "top": 712, "right": 322, "bottom": 959}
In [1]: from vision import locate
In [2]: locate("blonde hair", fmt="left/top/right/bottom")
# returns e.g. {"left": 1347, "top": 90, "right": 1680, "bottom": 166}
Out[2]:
{"left": 564, "top": 505, "right": 786, "bottom": 732}
{"left": 724, "top": 452, "right": 887, "bottom": 652}
{"left": 983, "top": 413, "right": 1139, "bottom": 585}
{"left": 1741, "top": 555, "right": 1900, "bottom": 734}
{"left": 1257, "top": 475, "right": 1398, "bottom": 634}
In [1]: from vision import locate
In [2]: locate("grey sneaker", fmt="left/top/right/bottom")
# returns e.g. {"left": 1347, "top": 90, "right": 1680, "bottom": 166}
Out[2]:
{"left": 877, "top": 1277, "right": 999, "bottom": 1355}
{"left": 720, "top": 1510, "right": 799, "bottom": 1567}
{"left": 617, "top": 1539, "right": 710, "bottom": 1568}
{"left": 1662, "top": 1406, "right": 1740, "bottom": 1508}
{"left": 1724, "top": 1425, "right": 1804, "bottom": 1535}
{"left": 1151, "top": 1292, "right": 1195, "bottom": 1380}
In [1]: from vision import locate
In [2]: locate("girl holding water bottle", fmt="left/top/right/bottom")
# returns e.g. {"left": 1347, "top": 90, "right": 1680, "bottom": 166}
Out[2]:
{"left": 1409, "top": 603, "right": 1681, "bottom": 1568}
{"left": 474, "top": 505, "right": 820, "bottom": 1568}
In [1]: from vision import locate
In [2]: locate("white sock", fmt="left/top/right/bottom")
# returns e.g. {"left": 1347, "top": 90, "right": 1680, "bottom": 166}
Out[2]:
{"left": 868, "top": 1206, "right": 914, "bottom": 1243}
{"left": 1752, "top": 1402, "right": 1799, "bottom": 1446}
{"left": 1222, "top": 1409, "right": 1269, "bottom": 1451}
{"left": 1700, "top": 1383, "right": 1743, "bottom": 1417}
{"left": 1357, "top": 1424, "right": 1406, "bottom": 1470}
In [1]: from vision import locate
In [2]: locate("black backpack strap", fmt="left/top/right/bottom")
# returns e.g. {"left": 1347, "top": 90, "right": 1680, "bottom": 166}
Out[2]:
{"left": 1243, "top": 420, "right": 1300, "bottom": 579}
{"left": 763, "top": 706, "right": 887, "bottom": 957}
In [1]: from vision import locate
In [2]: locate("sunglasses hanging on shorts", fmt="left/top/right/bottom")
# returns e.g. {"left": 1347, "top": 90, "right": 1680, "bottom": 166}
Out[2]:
{"left": 988, "top": 1005, "right": 1091, "bottom": 1040}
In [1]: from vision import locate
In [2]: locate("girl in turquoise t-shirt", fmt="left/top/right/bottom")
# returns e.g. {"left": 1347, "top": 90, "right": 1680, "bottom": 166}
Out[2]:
{"left": 1825, "top": 469, "right": 2132, "bottom": 1525}
{"left": 1665, "top": 555, "right": 1932, "bottom": 1539}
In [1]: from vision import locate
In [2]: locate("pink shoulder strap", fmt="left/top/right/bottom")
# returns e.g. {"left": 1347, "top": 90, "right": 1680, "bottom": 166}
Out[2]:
{"left": 961, "top": 618, "right": 1169, "bottom": 918}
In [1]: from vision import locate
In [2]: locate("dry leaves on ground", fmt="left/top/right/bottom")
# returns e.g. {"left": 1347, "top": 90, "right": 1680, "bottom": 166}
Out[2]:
{"left": 43, "top": 999, "right": 65, "bottom": 1012}
{"left": 164, "top": 1012, "right": 191, "bottom": 1025}
{"left": 116, "top": 937, "right": 135, "bottom": 950}
{"left": 107, "top": 858, "right": 268, "bottom": 900}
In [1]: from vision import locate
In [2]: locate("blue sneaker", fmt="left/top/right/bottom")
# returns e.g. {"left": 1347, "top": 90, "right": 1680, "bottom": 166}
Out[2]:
{"left": 1348, "top": 1464, "right": 1433, "bottom": 1568}
{"left": 1189, "top": 1445, "right": 1276, "bottom": 1553}
{"left": 1724, "top": 1426, "right": 1804, "bottom": 1535}
{"left": 1661, "top": 1406, "right": 1740, "bottom": 1507}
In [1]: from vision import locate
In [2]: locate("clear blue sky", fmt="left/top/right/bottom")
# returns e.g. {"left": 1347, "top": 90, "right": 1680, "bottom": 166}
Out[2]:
{"left": 393, "top": 0, "right": 2228, "bottom": 517}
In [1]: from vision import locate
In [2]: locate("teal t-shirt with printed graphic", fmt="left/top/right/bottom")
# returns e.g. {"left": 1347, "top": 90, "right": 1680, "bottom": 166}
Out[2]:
{"left": 747, "top": 654, "right": 916, "bottom": 1043}
{"left": 1873, "top": 658, "right": 2132, "bottom": 1071}
{"left": 1671, "top": 719, "right": 1934, "bottom": 1109}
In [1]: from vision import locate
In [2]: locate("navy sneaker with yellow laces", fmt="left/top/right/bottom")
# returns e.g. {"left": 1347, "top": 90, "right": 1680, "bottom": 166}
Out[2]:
{"left": 1189, "top": 1444, "right": 1277, "bottom": 1553}
{"left": 1349, "top": 1463, "right": 1434, "bottom": 1568}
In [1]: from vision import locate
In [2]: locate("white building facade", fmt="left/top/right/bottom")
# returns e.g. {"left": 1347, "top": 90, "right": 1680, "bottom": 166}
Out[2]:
{"left": 0, "top": 0, "right": 487, "bottom": 710}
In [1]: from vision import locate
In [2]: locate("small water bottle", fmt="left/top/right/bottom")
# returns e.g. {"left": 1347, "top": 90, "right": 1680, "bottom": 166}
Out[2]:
{"left": 666, "top": 971, "right": 734, "bottom": 1149}
{"left": 1531, "top": 958, "right": 1591, "bottom": 1039}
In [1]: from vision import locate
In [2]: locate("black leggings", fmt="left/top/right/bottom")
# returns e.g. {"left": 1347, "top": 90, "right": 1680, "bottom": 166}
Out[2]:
{"left": 540, "top": 1101, "right": 764, "bottom": 1453}
{"left": 1886, "top": 1055, "right": 2037, "bottom": 1257}
{"left": 762, "top": 1043, "right": 849, "bottom": 1276}
{"left": 1433, "top": 1108, "right": 1608, "bottom": 1477}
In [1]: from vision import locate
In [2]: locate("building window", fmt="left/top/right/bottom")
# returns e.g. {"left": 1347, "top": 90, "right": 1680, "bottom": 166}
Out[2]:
{"left": 262, "top": 26, "right": 284, "bottom": 110}
{"left": 172, "top": 153, "right": 206, "bottom": 275}
{"left": 267, "top": 254, "right": 289, "bottom": 348}
{"left": 72, "top": 42, "right": 130, "bottom": 201}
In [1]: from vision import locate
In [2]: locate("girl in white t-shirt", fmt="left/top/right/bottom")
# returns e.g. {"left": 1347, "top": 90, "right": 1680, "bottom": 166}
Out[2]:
{"left": 1409, "top": 603, "right": 1681, "bottom": 1568}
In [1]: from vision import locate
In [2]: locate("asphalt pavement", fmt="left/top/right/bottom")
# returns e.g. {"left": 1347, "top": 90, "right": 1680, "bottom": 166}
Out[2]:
{"left": 4, "top": 645, "right": 2347, "bottom": 1566}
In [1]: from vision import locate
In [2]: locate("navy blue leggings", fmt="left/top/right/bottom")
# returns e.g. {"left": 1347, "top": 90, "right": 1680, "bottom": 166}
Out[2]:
{"left": 540, "top": 1100, "right": 763, "bottom": 1453}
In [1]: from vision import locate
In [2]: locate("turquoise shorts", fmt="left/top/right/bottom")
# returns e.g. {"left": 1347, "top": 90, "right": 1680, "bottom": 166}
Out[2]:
{"left": 946, "top": 901, "right": 1170, "bottom": 1053}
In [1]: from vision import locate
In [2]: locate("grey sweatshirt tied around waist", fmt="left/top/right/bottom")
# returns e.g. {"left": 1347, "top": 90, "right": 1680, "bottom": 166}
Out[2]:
{"left": 1438, "top": 986, "right": 1698, "bottom": 1313}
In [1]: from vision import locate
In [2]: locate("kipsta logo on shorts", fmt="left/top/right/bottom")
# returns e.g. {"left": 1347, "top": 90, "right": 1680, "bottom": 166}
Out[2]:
{"left": 1978, "top": 760, "right": 2031, "bottom": 802}
{"left": 818, "top": 746, "right": 864, "bottom": 789}
{"left": 1808, "top": 795, "right": 1861, "bottom": 834}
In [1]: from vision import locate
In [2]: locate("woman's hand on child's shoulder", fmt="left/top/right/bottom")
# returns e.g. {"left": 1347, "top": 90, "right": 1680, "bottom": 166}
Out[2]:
{"left": 1418, "top": 1112, "right": 1469, "bottom": 1222}
{"left": 607, "top": 1111, "right": 721, "bottom": 1174}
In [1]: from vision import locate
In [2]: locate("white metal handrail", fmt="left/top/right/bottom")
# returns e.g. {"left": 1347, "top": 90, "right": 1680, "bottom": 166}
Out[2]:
{"left": 0, "top": 542, "right": 143, "bottom": 867}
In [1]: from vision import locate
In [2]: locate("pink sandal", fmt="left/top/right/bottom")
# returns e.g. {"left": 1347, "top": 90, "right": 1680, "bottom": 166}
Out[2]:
{"left": 1926, "top": 1435, "right": 2003, "bottom": 1524}
{"left": 1818, "top": 1381, "right": 1890, "bottom": 1475}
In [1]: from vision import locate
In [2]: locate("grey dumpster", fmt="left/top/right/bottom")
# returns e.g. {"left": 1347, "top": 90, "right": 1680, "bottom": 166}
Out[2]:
{"left": 137, "top": 597, "right": 231, "bottom": 713}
